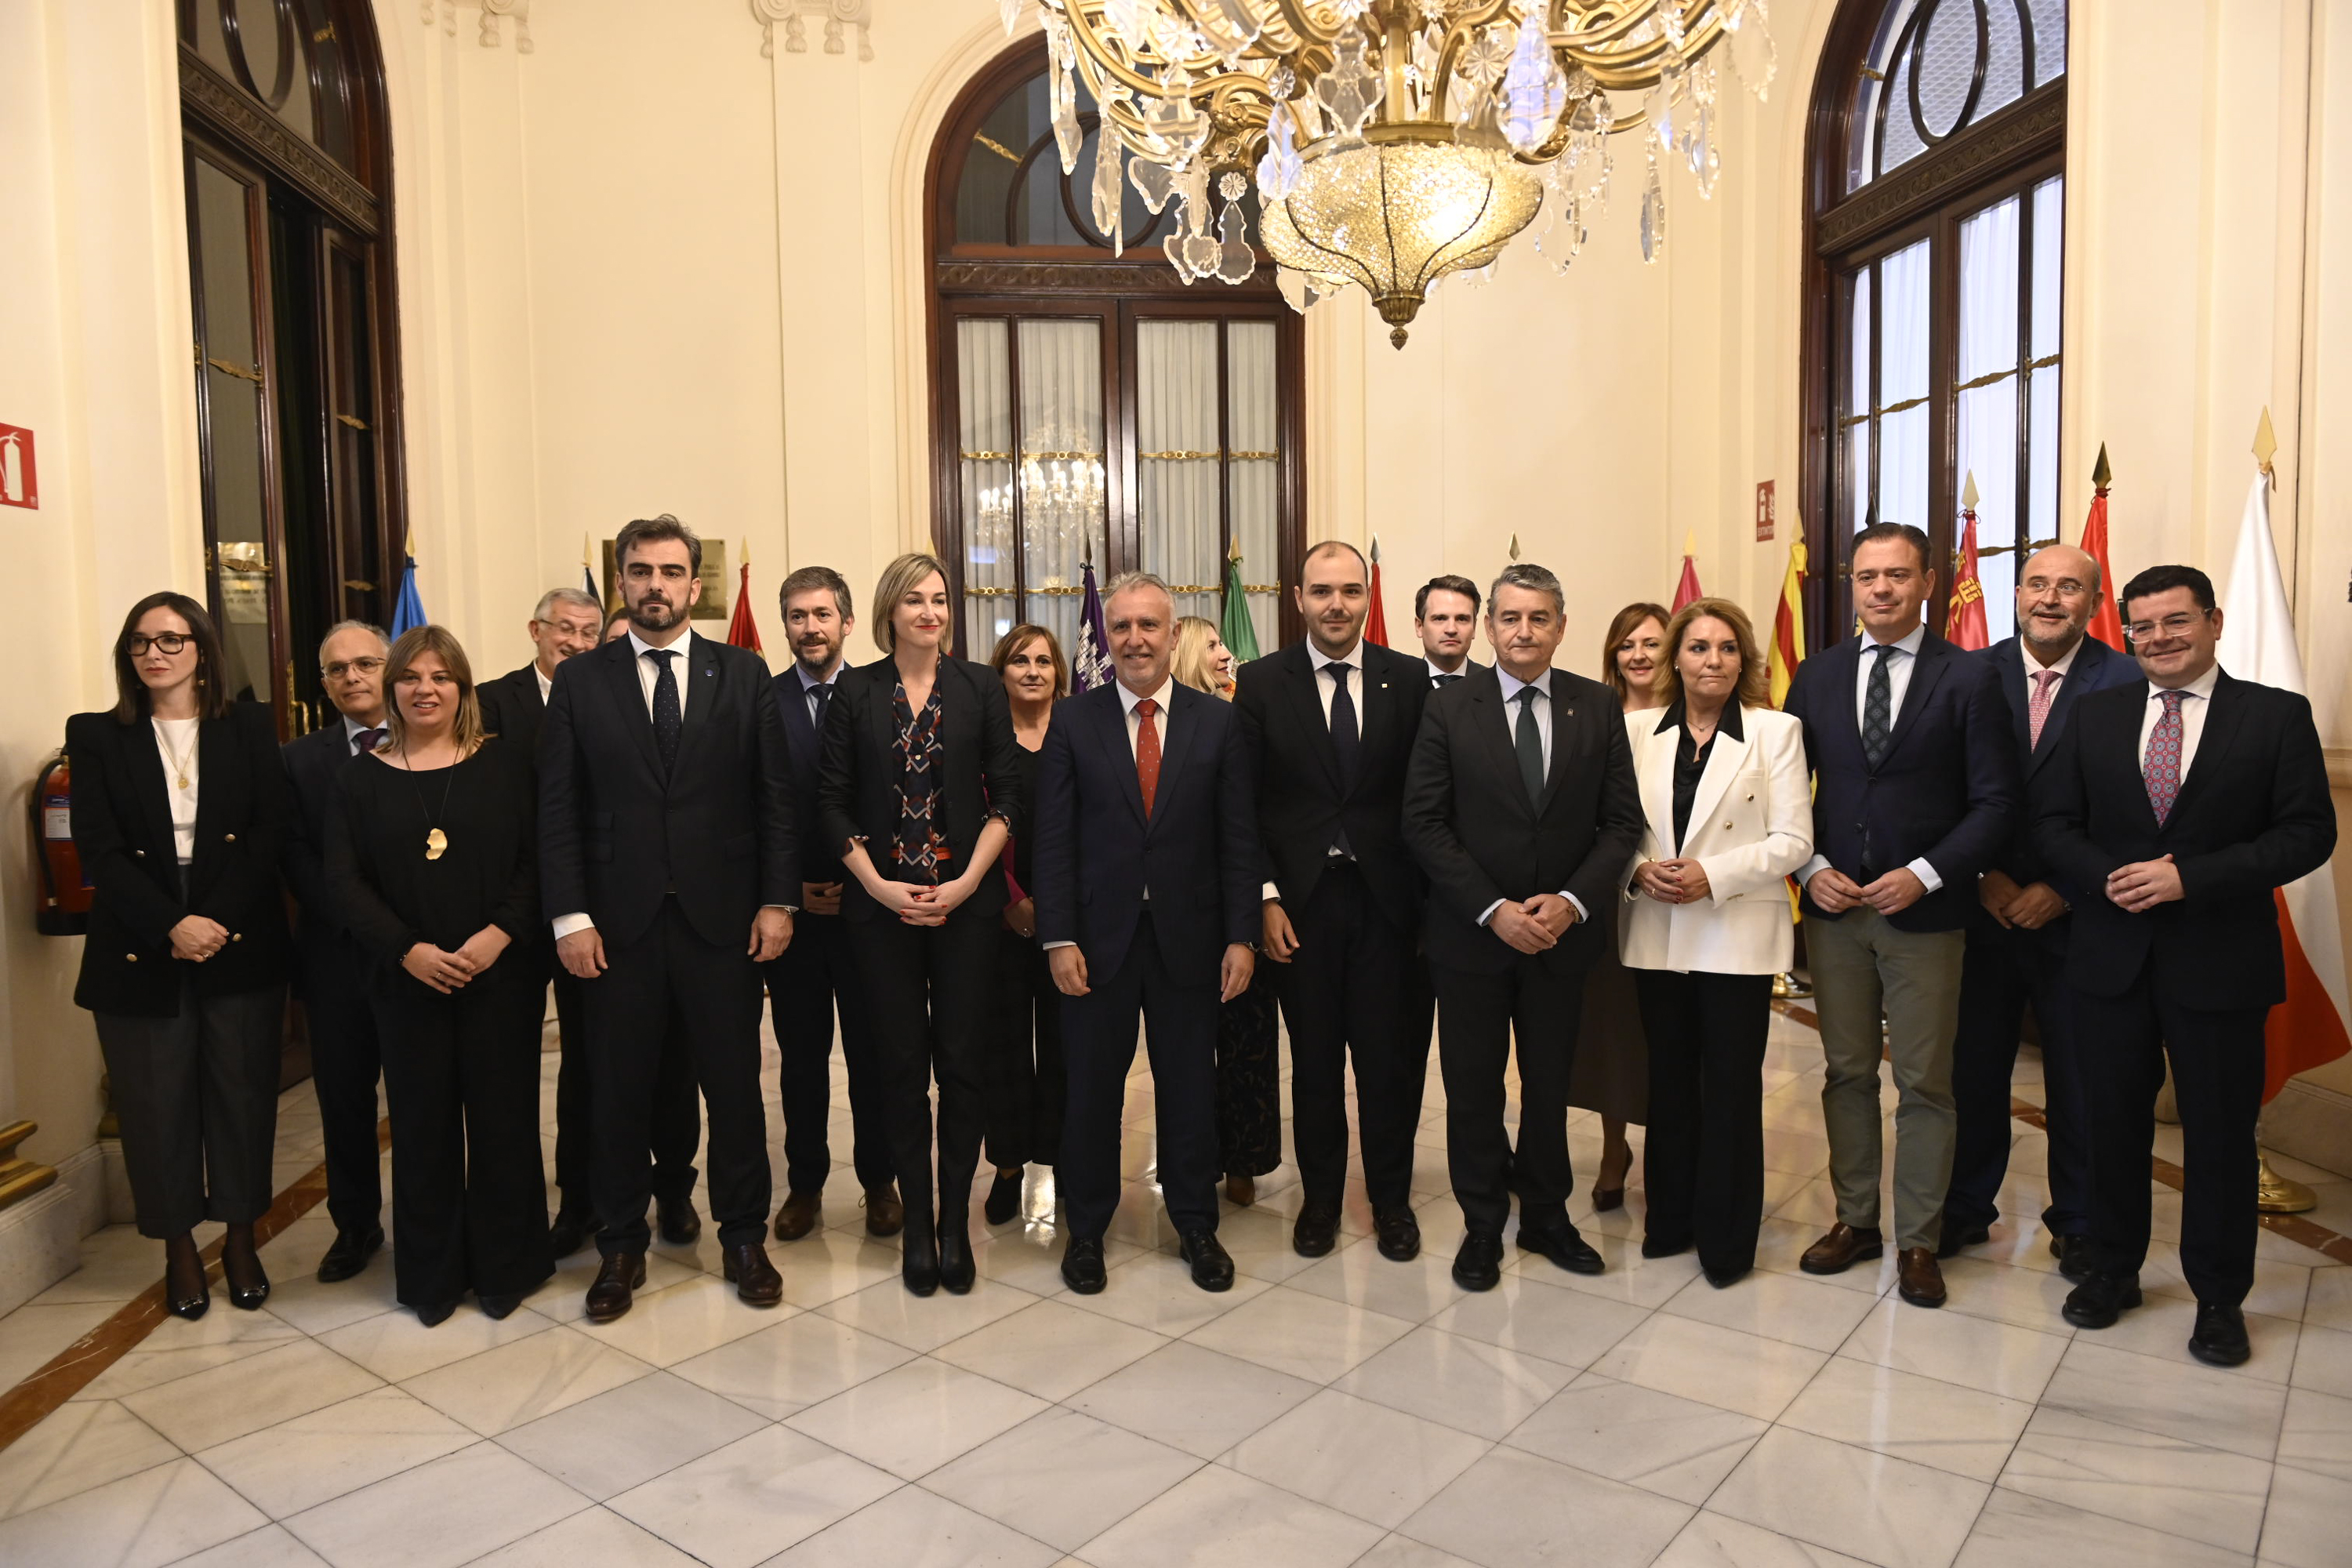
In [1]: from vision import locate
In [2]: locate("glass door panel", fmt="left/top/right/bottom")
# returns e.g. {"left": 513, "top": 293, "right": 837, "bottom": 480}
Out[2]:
{"left": 1225, "top": 321, "right": 1280, "bottom": 655}
{"left": 956, "top": 318, "right": 1015, "bottom": 658}
{"left": 1956, "top": 193, "right": 2020, "bottom": 641}
{"left": 1014, "top": 318, "right": 1106, "bottom": 658}
{"left": 1136, "top": 321, "right": 1222, "bottom": 626}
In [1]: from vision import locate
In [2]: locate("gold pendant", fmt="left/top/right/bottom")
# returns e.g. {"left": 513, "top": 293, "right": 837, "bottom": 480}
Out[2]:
{"left": 426, "top": 828, "right": 448, "bottom": 861}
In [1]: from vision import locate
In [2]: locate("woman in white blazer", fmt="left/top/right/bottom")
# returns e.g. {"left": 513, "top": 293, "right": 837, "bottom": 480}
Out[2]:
{"left": 1621, "top": 597, "right": 1813, "bottom": 1287}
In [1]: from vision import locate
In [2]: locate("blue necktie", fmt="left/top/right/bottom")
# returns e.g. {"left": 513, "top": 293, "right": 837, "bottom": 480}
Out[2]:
{"left": 648, "top": 648, "right": 681, "bottom": 773}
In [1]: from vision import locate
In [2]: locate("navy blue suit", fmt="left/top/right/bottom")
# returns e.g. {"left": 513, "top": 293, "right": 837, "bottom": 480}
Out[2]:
{"left": 1947, "top": 633, "right": 2138, "bottom": 1243}
{"left": 1033, "top": 680, "right": 1258, "bottom": 1239}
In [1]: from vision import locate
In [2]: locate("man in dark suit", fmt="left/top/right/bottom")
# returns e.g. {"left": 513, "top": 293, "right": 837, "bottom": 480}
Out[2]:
{"left": 1402, "top": 575, "right": 1486, "bottom": 1079}
{"left": 1784, "top": 521, "right": 2019, "bottom": 1309}
{"left": 2034, "top": 564, "right": 2335, "bottom": 1366}
{"left": 481, "top": 586, "right": 701, "bottom": 1261}
{"left": 1402, "top": 562, "right": 1644, "bottom": 1291}
{"left": 1238, "top": 543, "right": 1431, "bottom": 1261}
{"left": 282, "top": 620, "right": 394, "bottom": 1283}
{"left": 539, "top": 514, "right": 799, "bottom": 1322}
{"left": 766, "top": 564, "right": 899, "bottom": 1243}
{"left": 1034, "top": 572, "right": 1258, "bottom": 1296}
{"left": 1944, "top": 546, "right": 2137, "bottom": 1271}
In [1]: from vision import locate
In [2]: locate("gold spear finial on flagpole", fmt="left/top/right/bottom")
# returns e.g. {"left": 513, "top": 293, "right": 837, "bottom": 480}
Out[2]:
{"left": 1962, "top": 470, "right": 1980, "bottom": 510}
{"left": 1508, "top": 533, "right": 1522, "bottom": 561}
{"left": 1682, "top": 529, "right": 1696, "bottom": 557}
{"left": 2092, "top": 442, "right": 2112, "bottom": 491}
{"left": 2253, "top": 406, "right": 2278, "bottom": 483}
{"left": 1370, "top": 534, "right": 1381, "bottom": 565}
{"left": 1228, "top": 535, "right": 1242, "bottom": 562}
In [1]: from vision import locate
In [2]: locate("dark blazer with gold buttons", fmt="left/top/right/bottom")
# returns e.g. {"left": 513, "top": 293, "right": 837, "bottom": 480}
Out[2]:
{"left": 66, "top": 701, "right": 291, "bottom": 1015}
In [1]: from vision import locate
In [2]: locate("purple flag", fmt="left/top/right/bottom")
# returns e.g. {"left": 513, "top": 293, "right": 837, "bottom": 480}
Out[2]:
{"left": 1073, "top": 561, "right": 1112, "bottom": 693}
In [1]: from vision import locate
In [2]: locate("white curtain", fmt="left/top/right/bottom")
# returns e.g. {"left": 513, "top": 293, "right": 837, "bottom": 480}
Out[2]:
{"left": 1226, "top": 322, "right": 1280, "bottom": 654}
{"left": 1876, "top": 238, "right": 1931, "bottom": 538}
{"left": 1136, "top": 321, "right": 1223, "bottom": 626}
{"left": 1843, "top": 268, "right": 1874, "bottom": 536}
{"left": 1016, "top": 318, "right": 1107, "bottom": 659}
{"left": 1957, "top": 194, "right": 2021, "bottom": 641}
{"left": 2027, "top": 176, "right": 2064, "bottom": 579}
{"left": 957, "top": 320, "right": 1015, "bottom": 659}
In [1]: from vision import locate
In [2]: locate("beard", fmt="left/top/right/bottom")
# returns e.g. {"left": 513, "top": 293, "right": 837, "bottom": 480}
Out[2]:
{"left": 630, "top": 597, "right": 679, "bottom": 630}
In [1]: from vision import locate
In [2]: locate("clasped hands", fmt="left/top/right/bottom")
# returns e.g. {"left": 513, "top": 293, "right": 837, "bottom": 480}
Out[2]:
{"left": 1976, "top": 869, "right": 2068, "bottom": 930}
{"left": 1806, "top": 866, "right": 1927, "bottom": 916}
{"left": 404, "top": 925, "right": 515, "bottom": 994}
{"left": 168, "top": 915, "right": 230, "bottom": 963}
{"left": 2104, "top": 853, "right": 2183, "bottom": 913}
{"left": 1633, "top": 858, "right": 1715, "bottom": 906}
{"left": 1491, "top": 892, "right": 1578, "bottom": 956}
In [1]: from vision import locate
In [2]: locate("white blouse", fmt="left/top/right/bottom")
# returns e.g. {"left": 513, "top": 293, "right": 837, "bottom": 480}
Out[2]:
{"left": 151, "top": 717, "right": 200, "bottom": 864}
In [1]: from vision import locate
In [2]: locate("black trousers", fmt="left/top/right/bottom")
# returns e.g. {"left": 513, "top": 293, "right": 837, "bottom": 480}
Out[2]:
{"left": 1273, "top": 863, "right": 1421, "bottom": 1212}
{"left": 550, "top": 967, "right": 699, "bottom": 1219}
{"left": 95, "top": 979, "right": 284, "bottom": 1240}
{"left": 847, "top": 909, "right": 996, "bottom": 1235}
{"left": 2073, "top": 975, "right": 2266, "bottom": 1305}
{"left": 1951, "top": 918, "right": 2092, "bottom": 1236}
{"left": 1435, "top": 957, "right": 1584, "bottom": 1236}
{"left": 1217, "top": 972, "right": 1283, "bottom": 1179}
{"left": 586, "top": 899, "right": 768, "bottom": 1254}
{"left": 299, "top": 937, "right": 383, "bottom": 1235}
{"left": 985, "top": 930, "right": 1066, "bottom": 1170}
{"left": 1062, "top": 913, "right": 1220, "bottom": 1240}
{"left": 1632, "top": 968, "right": 1771, "bottom": 1275}
{"left": 376, "top": 973, "right": 555, "bottom": 1307}
{"left": 768, "top": 913, "right": 892, "bottom": 1196}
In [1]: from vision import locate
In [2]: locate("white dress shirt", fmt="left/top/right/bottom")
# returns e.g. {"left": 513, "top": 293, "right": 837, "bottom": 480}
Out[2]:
{"left": 1045, "top": 677, "right": 1175, "bottom": 951}
{"left": 2020, "top": 631, "right": 2082, "bottom": 706}
{"left": 535, "top": 665, "right": 553, "bottom": 706}
{"left": 152, "top": 717, "right": 201, "bottom": 864}
{"left": 1425, "top": 657, "right": 1469, "bottom": 687}
{"left": 1798, "top": 623, "right": 1944, "bottom": 895}
{"left": 1478, "top": 667, "right": 1588, "bottom": 928}
{"left": 2138, "top": 662, "right": 2222, "bottom": 783}
{"left": 795, "top": 660, "right": 843, "bottom": 726}
{"left": 1260, "top": 642, "right": 1367, "bottom": 898}
{"left": 342, "top": 714, "right": 379, "bottom": 756}
{"left": 626, "top": 628, "right": 700, "bottom": 719}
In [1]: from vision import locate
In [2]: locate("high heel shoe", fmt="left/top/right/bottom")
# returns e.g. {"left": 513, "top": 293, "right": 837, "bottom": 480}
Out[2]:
{"left": 164, "top": 1235, "right": 210, "bottom": 1320}
{"left": 221, "top": 1226, "right": 270, "bottom": 1311}
{"left": 901, "top": 1210, "right": 940, "bottom": 1298}
{"left": 983, "top": 1170, "right": 1022, "bottom": 1226}
{"left": 1224, "top": 1173, "right": 1256, "bottom": 1207}
{"left": 938, "top": 1218, "right": 975, "bottom": 1295}
{"left": 1591, "top": 1144, "right": 1633, "bottom": 1214}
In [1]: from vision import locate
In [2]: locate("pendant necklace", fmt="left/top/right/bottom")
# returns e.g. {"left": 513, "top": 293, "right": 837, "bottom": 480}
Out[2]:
{"left": 400, "top": 746, "right": 460, "bottom": 862}
{"left": 155, "top": 720, "right": 198, "bottom": 791}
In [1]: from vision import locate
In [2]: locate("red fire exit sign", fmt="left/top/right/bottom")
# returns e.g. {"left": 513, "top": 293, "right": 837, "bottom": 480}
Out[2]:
{"left": 0, "top": 425, "right": 37, "bottom": 510}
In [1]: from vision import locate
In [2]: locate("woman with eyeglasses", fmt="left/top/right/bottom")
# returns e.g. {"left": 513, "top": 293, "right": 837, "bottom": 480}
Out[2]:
{"left": 68, "top": 593, "right": 292, "bottom": 1319}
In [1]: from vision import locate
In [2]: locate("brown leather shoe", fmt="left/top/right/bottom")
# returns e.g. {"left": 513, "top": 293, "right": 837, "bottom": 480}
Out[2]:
{"left": 1896, "top": 1247, "right": 1947, "bottom": 1308}
{"left": 773, "top": 1191, "right": 822, "bottom": 1241}
{"left": 585, "top": 1251, "right": 647, "bottom": 1323}
{"left": 723, "top": 1242, "right": 785, "bottom": 1308}
{"left": 1800, "top": 1222, "right": 1886, "bottom": 1276}
{"left": 864, "top": 1185, "right": 905, "bottom": 1238}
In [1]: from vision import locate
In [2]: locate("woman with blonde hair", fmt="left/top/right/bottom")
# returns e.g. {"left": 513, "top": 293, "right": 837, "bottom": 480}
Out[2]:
{"left": 326, "top": 625, "right": 552, "bottom": 1323}
{"left": 1172, "top": 615, "right": 1237, "bottom": 699}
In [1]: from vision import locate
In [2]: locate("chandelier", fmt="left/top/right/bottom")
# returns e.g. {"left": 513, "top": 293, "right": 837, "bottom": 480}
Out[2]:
{"left": 998, "top": 0, "right": 1777, "bottom": 345}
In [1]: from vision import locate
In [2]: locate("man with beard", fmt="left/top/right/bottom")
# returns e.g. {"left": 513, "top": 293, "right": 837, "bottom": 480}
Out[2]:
{"left": 1941, "top": 546, "right": 2136, "bottom": 1272}
{"left": 766, "top": 566, "right": 902, "bottom": 1242}
{"left": 539, "top": 514, "right": 798, "bottom": 1321}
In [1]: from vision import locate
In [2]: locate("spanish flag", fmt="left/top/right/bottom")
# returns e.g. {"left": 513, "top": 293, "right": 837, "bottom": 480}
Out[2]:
{"left": 1769, "top": 539, "right": 1806, "bottom": 706}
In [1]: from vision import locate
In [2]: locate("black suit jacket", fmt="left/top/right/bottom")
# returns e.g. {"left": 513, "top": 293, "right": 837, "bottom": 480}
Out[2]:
{"left": 2031, "top": 669, "right": 2335, "bottom": 1010}
{"left": 1234, "top": 641, "right": 1428, "bottom": 930}
{"left": 538, "top": 632, "right": 798, "bottom": 949}
{"left": 1032, "top": 681, "right": 1258, "bottom": 982}
{"left": 1976, "top": 633, "right": 2137, "bottom": 895}
{"left": 1400, "top": 664, "right": 1644, "bottom": 976}
{"left": 284, "top": 721, "right": 368, "bottom": 966}
{"left": 815, "top": 655, "right": 1022, "bottom": 924}
{"left": 1782, "top": 630, "right": 2019, "bottom": 932}
{"left": 477, "top": 664, "right": 547, "bottom": 757}
{"left": 67, "top": 702, "right": 291, "bottom": 1015}
{"left": 772, "top": 666, "right": 847, "bottom": 888}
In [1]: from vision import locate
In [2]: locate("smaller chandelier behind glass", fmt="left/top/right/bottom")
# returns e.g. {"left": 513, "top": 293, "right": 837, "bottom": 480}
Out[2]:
{"left": 1002, "top": 0, "right": 1777, "bottom": 345}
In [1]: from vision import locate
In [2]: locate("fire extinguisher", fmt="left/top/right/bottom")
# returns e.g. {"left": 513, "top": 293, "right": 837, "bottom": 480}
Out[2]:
{"left": 33, "top": 750, "right": 91, "bottom": 936}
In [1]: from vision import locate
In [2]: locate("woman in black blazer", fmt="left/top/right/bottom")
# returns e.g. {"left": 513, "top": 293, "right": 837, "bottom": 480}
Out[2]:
{"left": 69, "top": 593, "right": 291, "bottom": 1319}
{"left": 325, "top": 625, "right": 553, "bottom": 1325}
{"left": 818, "top": 553, "right": 1022, "bottom": 1296}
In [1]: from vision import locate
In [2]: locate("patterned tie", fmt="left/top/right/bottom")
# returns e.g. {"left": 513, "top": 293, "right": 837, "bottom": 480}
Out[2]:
{"left": 1434, "top": 672, "right": 1463, "bottom": 688}
{"left": 2027, "top": 669, "right": 2060, "bottom": 751}
{"left": 351, "top": 727, "right": 385, "bottom": 757}
{"left": 1133, "top": 697, "right": 1161, "bottom": 817}
{"left": 1514, "top": 687, "right": 1545, "bottom": 807}
{"left": 648, "top": 648, "right": 681, "bottom": 773}
{"left": 1861, "top": 644, "right": 1896, "bottom": 769}
{"left": 2144, "top": 689, "right": 2186, "bottom": 826}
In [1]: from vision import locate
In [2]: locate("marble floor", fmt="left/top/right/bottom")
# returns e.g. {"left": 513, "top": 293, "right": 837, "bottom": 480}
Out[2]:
{"left": 2, "top": 1006, "right": 2349, "bottom": 1568}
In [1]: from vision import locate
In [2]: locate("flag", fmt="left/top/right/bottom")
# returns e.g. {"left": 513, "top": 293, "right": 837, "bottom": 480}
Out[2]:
{"left": 582, "top": 534, "right": 600, "bottom": 608}
{"left": 2080, "top": 445, "right": 2125, "bottom": 652}
{"left": 2222, "top": 467, "right": 2350, "bottom": 1103}
{"left": 1945, "top": 507, "right": 1989, "bottom": 651}
{"left": 1073, "top": 560, "right": 1112, "bottom": 693}
{"left": 390, "top": 537, "right": 426, "bottom": 637}
{"left": 1670, "top": 531, "right": 1702, "bottom": 612}
{"left": 725, "top": 544, "right": 761, "bottom": 657}
{"left": 1218, "top": 544, "right": 1260, "bottom": 663}
{"left": 1365, "top": 537, "right": 1390, "bottom": 648}
{"left": 1769, "top": 539, "right": 1807, "bottom": 706}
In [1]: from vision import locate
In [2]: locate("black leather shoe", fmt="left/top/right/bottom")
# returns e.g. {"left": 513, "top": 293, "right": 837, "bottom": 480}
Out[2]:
{"left": 1641, "top": 1234, "right": 1693, "bottom": 1259}
{"left": 938, "top": 1221, "right": 975, "bottom": 1295}
{"left": 983, "top": 1171, "right": 1022, "bottom": 1226}
{"left": 1452, "top": 1232, "right": 1504, "bottom": 1291}
{"left": 222, "top": 1235, "right": 270, "bottom": 1312}
{"left": 316, "top": 1225, "right": 384, "bottom": 1283}
{"left": 477, "top": 1294, "right": 522, "bottom": 1320}
{"left": 168, "top": 1283, "right": 211, "bottom": 1321}
{"left": 2061, "top": 1270, "right": 2142, "bottom": 1330}
{"left": 656, "top": 1196, "right": 702, "bottom": 1247}
{"left": 1936, "top": 1221, "right": 1991, "bottom": 1260}
{"left": 1179, "top": 1230, "right": 1235, "bottom": 1292}
{"left": 2050, "top": 1233, "right": 2091, "bottom": 1283}
{"left": 586, "top": 1251, "right": 647, "bottom": 1323}
{"left": 164, "top": 1237, "right": 209, "bottom": 1320}
{"left": 722, "top": 1243, "right": 785, "bottom": 1307}
{"left": 417, "top": 1300, "right": 458, "bottom": 1328}
{"left": 1062, "top": 1235, "right": 1107, "bottom": 1294}
{"left": 1703, "top": 1264, "right": 1750, "bottom": 1289}
{"left": 1517, "top": 1219, "right": 1605, "bottom": 1276}
{"left": 548, "top": 1210, "right": 600, "bottom": 1260}
{"left": 902, "top": 1228, "right": 940, "bottom": 1298}
{"left": 1292, "top": 1203, "right": 1341, "bottom": 1258}
{"left": 2188, "top": 1301, "right": 2252, "bottom": 1367}
{"left": 1374, "top": 1209, "right": 1421, "bottom": 1263}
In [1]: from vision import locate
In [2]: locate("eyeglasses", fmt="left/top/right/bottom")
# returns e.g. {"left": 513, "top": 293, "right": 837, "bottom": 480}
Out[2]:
{"left": 322, "top": 657, "right": 388, "bottom": 679}
{"left": 2124, "top": 612, "right": 2208, "bottom": 642}
{"left": 127, "top": 633, "right": 192, "bottom": 656}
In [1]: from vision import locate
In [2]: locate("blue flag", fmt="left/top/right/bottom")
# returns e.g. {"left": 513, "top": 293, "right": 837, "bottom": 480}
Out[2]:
{"left": 1073, "top": 561, "right": 1111, "bottom": 693}
{"left": 390, "top": 551, "right": 426, "bottom": 637}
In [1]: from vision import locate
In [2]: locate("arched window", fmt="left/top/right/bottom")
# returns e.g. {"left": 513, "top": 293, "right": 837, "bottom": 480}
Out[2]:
{"left": 1802, "top": 0, "right": 2066, "bottom": 642}
{"left": 927, "top": 39, "right": 1305, "bottom": 660}
{"left": 179, "top": 0, "right": 404, "bottom": 732}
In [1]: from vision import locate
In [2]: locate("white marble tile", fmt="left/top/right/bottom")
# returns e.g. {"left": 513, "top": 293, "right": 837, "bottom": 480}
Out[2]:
{"left": 1503, "top": 1374, "right": 1766, "bottom": 1505}
{"left": 1229, "top": 1388, "right": 1491, "bottom": 1530}
{"left": 2256, "top": 1459, "right": 2352, "bottom": 1568}
{"left": 1838, "top": 1296, "right": 2071, "bottom": 1403}
{"left": 78, "top": 1304, "right": 308, "bottom": 1400}
{"left": 282, "top": 1441, "right": 591, "bottom": 1568}
{"left": 0, "top": 1397, "right": 178, "bottom": 1519}
{"left": 1997, "top": 1406, "right": 2270, "bottom": 1555}
{"left": 1751, "top": 1218, "right": 1897, "bottom": 1297}
{"left": 399, "top": 1323, "right": 654, "bottom": 1436}
{"left": 1066, "top": 1254, "right": 1274, "bottom": 1337}
{"left": 1067, "top": 1341, "right": 1319, "bottom": 1459}
{"left": 27, "top": 1225, "right": 194, "bottom": 1308}
{"left": 1777, "top": 1356, "right": 2036, "bottom": 1483}
{"left": 2136, "top": 1242, "right": 2312, "bottom": 1323}
{"left": 467, "top": 1504, "right": 701, "bottom": 1566}
{"left": 191, "top": 1385, "right": 477, "bottom": 1518}
{"left": 1398, "top": 1444, "right": 1693, "bottom": 1566}
{"left": 1284, "top": 1244, "right": 1470, "bottom": 1326}
{"left": 670, "top": 1312, "right": 916, "bottom": 1420}
{"left": 971, "top": 1229, "right": 1145, "bottom": 1298}
{"left": 1181, "top": 1283, "right": 1416, "bottom": 1384}
{"left": 1537, "top": 1233, "right": 1711, "bottom": 1312}
{"left": 1076, "top": 1462, "right": 1384, "bottom": 1568}
{"left": 924, "top": 1406, "right": 1199, "bottom": 1551}
{"left": 768, "top": 1229, "right": 906, "bottom": 1308}
{"left": 316, "top": 1301, "right": 557, "bottom": 1383}
{"left": 495, "top": 1370, "right": 768, "bottom": 1501}
{"left": 1421, "top": 1269, "right": 1652, "bottom": 1369}
{"left": 252, "top": 1265, "right": 409, "bottom": 1339}
{"left": 521, "top": 1248, "right": 702, "bottom": 1319}
{"left": 935, "top": 1299, "right": 1168, "bottom": 1402}
{"left": 1210, "top": 1206, "right": 1327, "bottom": 1285}
{"left": 118, "top": 1338, "right": 382, "bottom": 1454}
{"left": 2278, "top": 1385, "right": 2352, "bottom": 1483}
{"left": 785, "top": 1356, "right": 1047, "bottom": 1479}
{"left": 1654, "top": 1512, "right": 1875, "bottom": 1567}
{"left": 606, "top": 1425, "right": 899, "bottom": 1568}
{"left": 1352, "top": 1534, "right": 1485, "bottom": 1568}
{"left": 2303, "top": 1265, "right": 2352, "bottom": 1333}
{"left": 0, "top": 1456, "right": 267, "bottom": 1568}
{"left": 170, "top": 1523, "right": 335, "bottom": 1567}
{"left": 1933, "top": 1255, "right": 2082, "bottom": 1333}
{"left": 1336, "top": 1324, "right": 1577, "bottom": 1440}
{"left": 1951, "top": 1487, "right": 2249, "bottom": 1568}
{"left": 1659, "top": 1267, "right": 1881, "bottom": 1354}
{"left": 767, "top": 1484, "right": 1061, "bottom": 1568}
{"left": 2039, "top": 1338, "right": 2288, "bottom": 1461}
{"left": 2071, "top": 1291, "right": 2302, "bottom": 1382}
{"left": 2289, "top": 1322, "right": 2352, "bottom": 1399}
{"left": 569, "top": 1275, "right": 793, "bottom": 1367}
{"left": 817, "top": 1270, "right": 1040, "bottom": 1352}
{"left": 0, "top": 1299, "right": 118, "bottom": 1391}
{"left": 1710, "top": 1425, "right": 1990, "bottom": 1568}
{"left": 1588, "top": 1315, "right": 1828, "bottom": 1423}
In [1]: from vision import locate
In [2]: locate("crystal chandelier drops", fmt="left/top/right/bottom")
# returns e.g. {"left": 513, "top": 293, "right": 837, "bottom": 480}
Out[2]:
{"left": 1001, "top": 0, "right": 1778, "bottom": 347}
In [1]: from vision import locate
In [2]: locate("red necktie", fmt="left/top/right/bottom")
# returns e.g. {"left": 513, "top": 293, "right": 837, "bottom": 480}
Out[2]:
{"left": 1134, "top": 698, "right": 1160, "bottom": 817}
